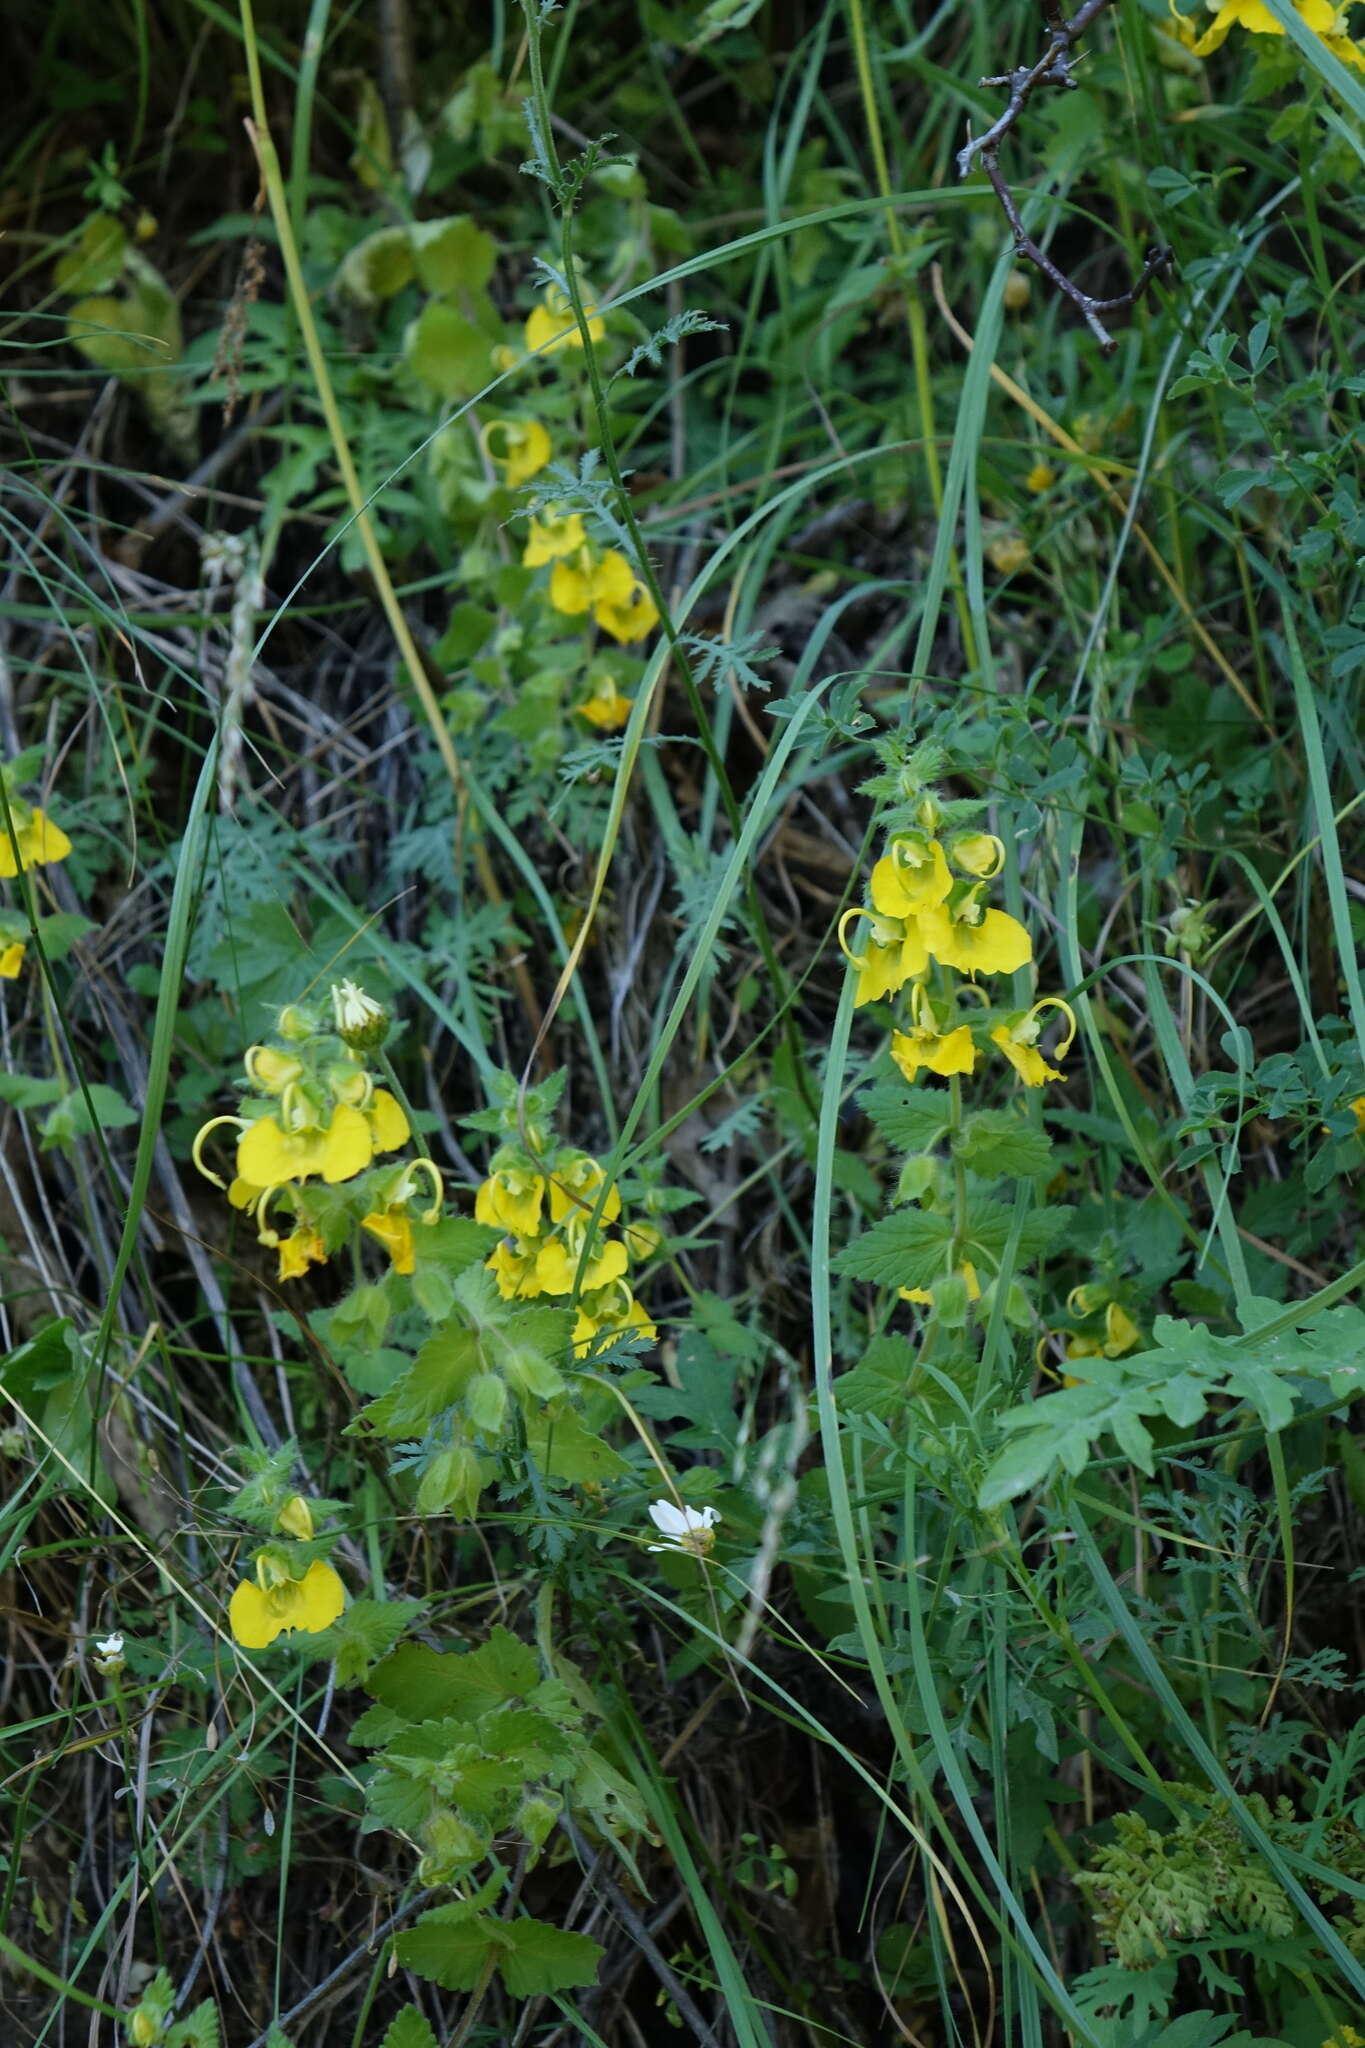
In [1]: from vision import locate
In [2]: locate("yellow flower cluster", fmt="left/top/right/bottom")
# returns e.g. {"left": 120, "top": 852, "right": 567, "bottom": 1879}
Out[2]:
{"left": 194, "top": 986, "right": 441, "bottom": 1284}
{"left": 1, "top": 784, "right": 74, "bottom": 979}
{"left": 477, "top": 1148, "right": 657, "bottom": 1355}
{"left": 1171, "top": 0, "right": 1364, "bottom": 65}
{"left": 840, "top": 819, "right": 1076, "bottom": 1091}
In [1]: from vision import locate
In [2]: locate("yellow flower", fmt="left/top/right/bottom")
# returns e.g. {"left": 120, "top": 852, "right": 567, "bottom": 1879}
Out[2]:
{"left": 870, "top": 835, "right": 953, "bottom": 919}
{"left": 523, "top": 511, "right": 587, "bottom": 567}
{"left": 1172, "top": 0, "right": 1364, "bottom": 61}
{"left": 0, "top": 804, "right": 72, "bottom": 878}
{"left": 536, "top": 1227, "right": 629, "bottom": 1296}
{"left": 1025, "top": 462, "right": 1055, "bottom": 494}
{"left": 0, "top": 940, "right": 24, "bottom": 977}
{"left": 919, "top": 894, "right": 1033, "bottom": 978}
{"left": 244, "top": 1045, "right": 304, "bottom": 1093}
{"left": 593, "top": 564, "right": 659, "bottom": 643}
{"left": 901, "top": 1261, "right": 980, "bottom": 1307}
{"left": 549, "top": 548, "right": 598, "bottom": 616}
{"left": 838, "top": 908, "right": 929, "bottom": 1007}
{"left": 1102, "top": 1303, "right": 1140, "bottom": 1356}
{"left": 488, "top": 1235, "right": 543, "bottom": 1300}
{"left": 948, "top": 833, "right": 1006, "bottom": 879}
{"left": 483, "top": 416, "right": 552, "bottom": 488}
{"left": 228, "top": 1558, "right": 345, "bottom": 1650}
{"left": 548, "top": 1152, "right": 621, "bottom": 1225}
{"left": 476, "top": 1168, "right": 546, "bottom": 1237}
{"left": 991, "top": 996, "right": 1077, "bottom": 1086}
{"left": 576, "top": 674, "right": 633, "bottom": 728}
{"left": 890, "top": 1021, "right": 976, "bottom": 1084}
{"left": 573, "top": 1279, "right": 656, "bottom": 1354}
{"left": 361, "top": 1205, "right": 416, "bottom": 1274}
{"left": 367, "top": 1088, "right": 410, "bottom": 1153}
{"left": 237, "top": 1101, "right": 374, "bottom": 1187}
{"left": 277, "top": 1227, "right": 327, "bottom": 1281}
{"left": 525, "top": 285, "right": 606, "bottom": 355}
{"left": 1352, "top": 1096, "right": 1365, "bottom": 1133}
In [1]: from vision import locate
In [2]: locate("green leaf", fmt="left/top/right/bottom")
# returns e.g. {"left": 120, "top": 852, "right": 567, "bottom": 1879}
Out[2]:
{"left": 496, "top": 1917, "right": 604, "bottom": 1996}
{"left": 40, "top": 1083, "right": 138, "bottom": 1147}
{"left": 525, "top": 1402, "right": 632, "bottom": 1484}
{"left": 409, "top": 215, "right": 497, "bottom": 295}
{"left": 335, "top": 227, "right": 415, "bottom": 308}
{"left": 35, "top": 912, "right": 96, "bottom": 961}
{"left": 832, "top": 1207, "right": 953, "bottom": 1290}
{"left": 360, "top": 1323, "right": 481, "bottom": 1435}
{"left": 367, "top": 1624, "right": 539, "bottom": 1721}
{"left": 832, "top": 1334, "right": 918, "bottom": 1413}
{"left": 859, "top": 1082, "right": 951, "bottom": 1154}
{"left": 395, "top": 1905, "right": 502, "bottom": 1992}
{"left": 0, "top": 1072, "right": 64, "bottom": 1110}
{"left": 404, "top": 301, "right": 493, "bottom": 400}
{"left": 956, "top": 1109, "right": 1053, "bottom": 1179}
{"left": 54, "top": 212, "right": 126, "bottom": 293}
{"left": 320, "top": 1597, "right": 426, "bottom": 1687}
{"left": 379, "top": 2005, "right": 439, "bottom": 2048}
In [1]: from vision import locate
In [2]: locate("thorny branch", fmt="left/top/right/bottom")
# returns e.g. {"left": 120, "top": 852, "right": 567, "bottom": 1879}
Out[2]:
{"left": 957, "top": 0, "right": 1172, "bottom": 352}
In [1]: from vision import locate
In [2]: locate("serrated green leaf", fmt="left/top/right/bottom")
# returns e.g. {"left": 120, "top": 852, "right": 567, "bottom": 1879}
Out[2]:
{"left": 956, "top": 1109, "right": 1054, "bottom": 1179}
{"left": 35, "top": 911, "right": 96, "bottom": 961}
{"left": 525, "top": 1403, "right": 631, "bottom": 1484}
{"left": 832, "top": 1208, "right": 953, "bottom": 1290}
{"left": 319, "top": 1597, "right": 426, "bottom": 1687}
{"left": 379, "top": 2003, "right": 439, "bottom": 2048}
{"left": 394, "top": 1905, "right": 502, "bottom": 1991}
{"left": 409, "top": 215, "right": 497, "bottom": 294}
{"left": 367, "top": 1624, "right": 539, "bottom": 1721}
{"left": 359, "top": 1323, "right": 481, "bottom": 1435}
{"left": 496, "top": 1917, "right": 604, "bottom": 1996}
{"left": 858, "top": 1082, "right": 951, "bottom": 1154}
{"left": 405, "top": 301, "right": 493, "bottom": 400}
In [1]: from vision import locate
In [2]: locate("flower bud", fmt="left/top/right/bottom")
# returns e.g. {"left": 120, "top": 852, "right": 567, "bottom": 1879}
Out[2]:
{"left": 275, "top": 1494, "right": 314, "bottom": 1542}
{"left": 1003, "top": 269, "right": 1031, "bottom": 311}
{"left": 276, "top": 1004, "right": 317, "bottom": 1041}
{"left": 331, "top": 979, "right": 389, "bottom": 1051}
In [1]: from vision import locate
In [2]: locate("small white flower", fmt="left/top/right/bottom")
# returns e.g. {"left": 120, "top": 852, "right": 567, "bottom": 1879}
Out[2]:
{"left": 646, "top": 1500, "right": 720, "bottom": 1557}
{"left": 92, "top": 1633, "right": 125, "bottom": 1675}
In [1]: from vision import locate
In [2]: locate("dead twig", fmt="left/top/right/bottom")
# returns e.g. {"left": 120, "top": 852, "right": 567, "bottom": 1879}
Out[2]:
{"left": 957, "top": 0, "right": 1172, "bottom": 352}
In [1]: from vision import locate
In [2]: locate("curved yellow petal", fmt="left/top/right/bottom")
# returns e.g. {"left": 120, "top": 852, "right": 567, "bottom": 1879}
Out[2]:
{"left": 24, "top": 810, "right": 72, "bottom": 868}
{"left": 523, "top": 512, "right": 586, "bottom": 566}
{"left": 228, "top": 1579, "right": 280, "bottom": 1649}
{"left": 0, "top": 941, "right": 24, "bottom": 977}
{"left": 550, "top": 555, "right": 596, "bottom": 616}
{"left": 366, "top": 1090, "right": 410, "bottom": 1155}
{"left": 361, "top": 1206, "right": 416, "bottom": 1274}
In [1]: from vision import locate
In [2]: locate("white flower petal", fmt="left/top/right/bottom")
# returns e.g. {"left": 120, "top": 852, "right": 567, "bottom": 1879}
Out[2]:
{"left": 647, "top": 1500, "right": 689, "bottom": 1536}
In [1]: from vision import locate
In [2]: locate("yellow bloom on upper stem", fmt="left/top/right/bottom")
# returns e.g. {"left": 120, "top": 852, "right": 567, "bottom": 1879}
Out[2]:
{"left": 0, "top": 941, "right": 24, "bottom": 977}
{"left": 367, "top": 1088, "right": 410, "bottom": 1153}
{"left": 525, "top": 285, "right": 606, "bottom": 355}
{"left": 483, "top": 417, "right": 552, "bottom": 489}
{"left": 839, "top": 908, "right": 930, "bottom": 1007}
{"left": 361, "top": 1205, "right": 416, "bottom": 1274}
{"left": 476, "top": 1168, "right": 546, "bottom": 1237}
{"left": 1172, "top": 0, "right": 1365, "bottom": 62}
{"left": 948, "top": 832, "right": 1006, "bottom": 880}
{"left": 523, "top": 511, "right": 587, "bottom": 567}
{"left": 919, "top": 893, "right": 1033, "bottom": 977}
{"left": 593, "top": 570, "right": 659, "bottom": 644}
{"left": 870, "top": 835, "right": 953, "bottom": 920}
{"left": 228, "top": 1559, "right": 345, "bottom": 1650}
{"left": 573, "top": 1278, "right": 656, "bottom": 1354}
{"left": 237, "top": 1102, "right": 372, "bottom": 1187}
{"left": 0, "top": 805, "right": 72, "bottom": 878}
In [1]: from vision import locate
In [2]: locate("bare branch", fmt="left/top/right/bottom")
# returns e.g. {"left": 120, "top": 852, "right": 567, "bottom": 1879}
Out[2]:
{"left": 957, "top": 0, "right": 1173, "bottom": 353}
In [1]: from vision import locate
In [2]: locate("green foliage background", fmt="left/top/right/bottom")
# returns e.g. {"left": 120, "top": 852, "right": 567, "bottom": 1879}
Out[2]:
{"left": 2, "top": 0, "right": 1365, "bottom": 2042}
